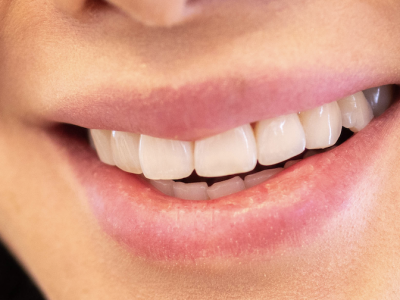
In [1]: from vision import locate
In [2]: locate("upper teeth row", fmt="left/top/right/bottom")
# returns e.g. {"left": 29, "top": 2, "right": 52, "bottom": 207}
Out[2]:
{"left": 90, "top": 87, "right": 392, "bottom": 181}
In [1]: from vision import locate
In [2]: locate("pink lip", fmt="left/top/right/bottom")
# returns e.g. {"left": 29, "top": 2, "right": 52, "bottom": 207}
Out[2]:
{"left": 52, "top": 99, "right": 400, "bottom": 262}
{"left": 48, "top": 68, "right": 391, "bottom": 141}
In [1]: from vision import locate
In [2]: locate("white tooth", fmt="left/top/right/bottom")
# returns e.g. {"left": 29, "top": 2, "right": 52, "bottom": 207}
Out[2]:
{"left": 363, "top": 85, "right": 394, "bottom": 117}
{"left": 299, "top": 102, "right": 342, "bottom": 149}
{"left": 337, "top": 91, "right": 374, "bottom": 132}
{"left": 284, "top": 160, "right": 301, "bottom": 169}
{"left": 195, "top": 124, "right": 257, "bottom": 177}
{"left": 149, "top": 180, "right": 175, "bottom": 197}
{"left": 111, "top": 131, "right": 142, "bottom": 174}
{"left": 173, "top": 182, "right": 209, "bottom": 200}
{"left": 139, "top": 135, "right": 194, "bottom": 180}
{"left": 255, "top": 114, "right": 305, "bottom": 166}
{"left": 244, "top": 168, "right": 283, "bottom": 188}
{"left": 90, "top": 129, "right": 115, "bottom": 165}
{"left": 207, "top": 176, "right": 246, "bottom": 199}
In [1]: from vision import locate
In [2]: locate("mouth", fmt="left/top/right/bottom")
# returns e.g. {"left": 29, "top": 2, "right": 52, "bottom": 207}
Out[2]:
{"left": 90, "top": 87, "right": 394, "bottom": 200}
{"left": 49, "top": 82, "right": 400, "bottom": 263}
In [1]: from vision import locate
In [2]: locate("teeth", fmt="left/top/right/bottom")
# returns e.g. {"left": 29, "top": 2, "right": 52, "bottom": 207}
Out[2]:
{"left": 255, "top": 113, "right": 305, "bottom": 166}
{"left": 363, "top": 85, "right": 394, "bottom": 117}
{"left": 244, "top": 168, "right": 283, "bottom": 188}
{"left": 194, "top": 124, "right": 257, "bottom": 177}
{"left": 90, "top": 86, "right": 393, "bottom": 199}
{"left": 173, "top": 182, "right": 209, "bottom": 200}
{"left": 299, "top": 101, "right": 342, "bottom": 149}
{"left": 150, "top": 180, "right": 175, "bottom": 197}
{"left": 90, "top": 129, "right": 115, "bottom": 165}
{"left": 337, "top": 92, "right": 373, "bottom": 132}
{"left": 139, "top": 135, "right": 194, "bottom": 180}
{"left": 207, "top": 176, "right": 246, "bottom": 199}
{"left": 111, "top": 131, "right": 142, "bottom": 174}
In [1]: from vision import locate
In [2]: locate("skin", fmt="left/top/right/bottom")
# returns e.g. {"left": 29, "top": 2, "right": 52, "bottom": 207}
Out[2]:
{"left": 0, "top": 0, "right": 400, "bottom": 299}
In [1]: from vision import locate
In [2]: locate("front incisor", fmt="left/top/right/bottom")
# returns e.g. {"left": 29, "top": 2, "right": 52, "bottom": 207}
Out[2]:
{"left": 194, "top": 124, "right": 257, "bottom": 177}
{"left": 139, "top": 135, "right": 194, "bottom": 180}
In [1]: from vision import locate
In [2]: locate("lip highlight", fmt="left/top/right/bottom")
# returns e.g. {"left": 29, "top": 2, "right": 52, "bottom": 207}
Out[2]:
{"left": 53, "top": 98, "right": 400, "bottom": 262}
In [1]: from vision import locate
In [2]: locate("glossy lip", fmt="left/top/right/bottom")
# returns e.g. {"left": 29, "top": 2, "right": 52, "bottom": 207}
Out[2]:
{"left": 53, "top": 98, "right": 400, "bottom": 262}
{"left": 46, "top": 67, "right": 394, "bottom": 141}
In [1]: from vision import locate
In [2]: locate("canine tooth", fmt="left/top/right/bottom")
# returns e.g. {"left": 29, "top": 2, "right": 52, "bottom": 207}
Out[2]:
{"left": 244, "top": 168, "right": 283, "bottom": 188}
{"left": 255, "top": 114, "right": 305, "bottom": 166}
{"left": 111, "top": 131, "right": 142, "bottom": 174}
{"left": 150, "top": 180, "right": 175, "bottom": 197}
{"left": 90, "top": 129, "right": 115, "bottom": 165}
{"left": 139, "top": 135, "right": 194, "bottom": 180}
{"left": 363, "top": 85, "right": 394, "bottom": 117}
{"left": 284, "top": 160, "right": 301, "bottom": 168}
{"left": 195, "top": 124, "right": 257, "bottom": 177}
{"left": 173, "top": 182, "right": 209, "bottom": 200}
{"left": 299, "top": 102, "right": 342, "bottom": 149}
{"left": 207, "top": 176, "right": 246, "bottom": 199}
{"left": 337, "top": 92, "right": 373, "bottom": 132}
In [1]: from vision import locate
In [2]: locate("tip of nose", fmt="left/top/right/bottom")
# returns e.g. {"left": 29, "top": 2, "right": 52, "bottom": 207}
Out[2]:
{"left": 54, "top": 0, "right": 200, "bottom": 28}
{"left": 129, "top": 0, "right": 200, "bottom": 27}
{"left": 54, "top": 0, "right": 85, "bottom": 15}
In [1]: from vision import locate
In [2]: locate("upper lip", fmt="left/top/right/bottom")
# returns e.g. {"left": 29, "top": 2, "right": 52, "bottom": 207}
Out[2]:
{"left": 46, "top": 67, "right": 398, "bottom": 141}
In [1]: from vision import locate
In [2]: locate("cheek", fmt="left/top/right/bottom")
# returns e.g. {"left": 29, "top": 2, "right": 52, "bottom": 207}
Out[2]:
{"left": 338, "top": 141, "right": 400, "bottom": 289}
{"left": 367, "top": 143, "right": 400, "bottom": 254}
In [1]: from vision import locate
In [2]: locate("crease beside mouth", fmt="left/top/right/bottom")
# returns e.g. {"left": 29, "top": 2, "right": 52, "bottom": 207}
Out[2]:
{"left": 87, "top": 85, "right": 397, "bottom": 200}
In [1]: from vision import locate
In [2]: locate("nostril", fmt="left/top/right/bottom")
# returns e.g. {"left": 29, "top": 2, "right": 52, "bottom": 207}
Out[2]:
{"left": 54, "top": 0, "right": 200, "bottom": 27}
{"left": 54, "top": 0, "right": 107, "bottom": 16}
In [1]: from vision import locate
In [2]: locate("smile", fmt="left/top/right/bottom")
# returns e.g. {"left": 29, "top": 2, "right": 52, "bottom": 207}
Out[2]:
{"left": 3, "top": 0, "right": 400, "bottom": 297}
{"left": 89, "top": 86, "right": 394, "bottom": 200}
{"left": 49, "top": 82, "right": 399, "bottom": 262}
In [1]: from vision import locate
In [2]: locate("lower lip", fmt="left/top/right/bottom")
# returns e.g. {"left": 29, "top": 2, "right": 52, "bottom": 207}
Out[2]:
{"left": 54, "top": 100, "right": 399, "bottom": 263}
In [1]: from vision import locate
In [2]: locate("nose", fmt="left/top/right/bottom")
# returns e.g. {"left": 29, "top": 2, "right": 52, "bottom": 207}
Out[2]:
{"left": 106, "top": 0, "right": 197, "bottom": 26}
{"left": 54, "top": 0, "right": 198, "bottom": 27}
